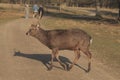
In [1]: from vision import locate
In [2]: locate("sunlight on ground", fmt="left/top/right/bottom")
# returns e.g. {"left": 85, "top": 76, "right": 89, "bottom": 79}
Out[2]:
{"left": 0, "top": 4, "right": 120, "bottom": 74}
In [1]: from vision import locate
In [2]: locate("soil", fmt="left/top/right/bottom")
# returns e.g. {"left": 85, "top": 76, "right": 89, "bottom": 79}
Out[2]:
{"left": 0, "top": 18, "right": 119, "bottom": 80}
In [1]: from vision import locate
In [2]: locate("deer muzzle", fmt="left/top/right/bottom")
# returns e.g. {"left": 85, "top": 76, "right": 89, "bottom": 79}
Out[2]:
{"left": 26, "top": 31, "right": 29, "bottom": 35}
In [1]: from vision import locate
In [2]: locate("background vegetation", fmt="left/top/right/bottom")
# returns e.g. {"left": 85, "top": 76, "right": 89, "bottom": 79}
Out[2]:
{"left": 0, "top": 0, "right": 120, "bottom": 20}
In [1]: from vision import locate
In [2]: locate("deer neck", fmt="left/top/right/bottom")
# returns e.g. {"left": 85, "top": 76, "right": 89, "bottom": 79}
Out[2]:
{"left": 34, "top": 29, "right": 48, "bottom": 46}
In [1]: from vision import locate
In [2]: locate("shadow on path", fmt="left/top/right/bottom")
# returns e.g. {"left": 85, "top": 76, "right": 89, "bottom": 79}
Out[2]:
{"left": 14, "top": 51, "right": 87, "bottom": 72}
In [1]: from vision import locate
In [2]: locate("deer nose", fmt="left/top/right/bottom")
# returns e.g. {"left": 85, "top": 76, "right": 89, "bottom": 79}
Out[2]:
{"left": 26, "top": 29, "right": 31, "bottom": 35}
{"left": 26, "top": 31, "right": 29, "bottom": 35}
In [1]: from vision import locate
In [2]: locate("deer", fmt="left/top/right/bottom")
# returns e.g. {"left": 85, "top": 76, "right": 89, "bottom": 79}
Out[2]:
{"left": 26, "top": 24, "right": 92, "bottom": 72}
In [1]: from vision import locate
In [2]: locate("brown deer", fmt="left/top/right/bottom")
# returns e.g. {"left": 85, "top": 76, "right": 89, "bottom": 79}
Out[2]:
{"left": 26, "top": 24, "right": 92, "bottom": 72}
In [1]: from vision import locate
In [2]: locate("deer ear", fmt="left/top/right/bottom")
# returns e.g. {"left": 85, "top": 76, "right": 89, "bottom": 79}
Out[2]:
{"left": 31, "top": 24, "right": 36, "bottom": 28}
{"left": 36, "top": 24, "right": 40, "bottom": 30}
{"left": 37, "top": 24, "right": 40, "bottom": 27}
{"left": 31, "top": 24, "right": 34, "bottom": 27}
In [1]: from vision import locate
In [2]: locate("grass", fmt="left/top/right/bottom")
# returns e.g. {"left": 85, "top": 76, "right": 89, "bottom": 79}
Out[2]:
{"left": 0, "top": 5, "right": 120, "bottom": 72}
{"left": 41, "top": 8, "right": 120, "bottom": 72}
{"left": 0, "top": 7, "right": 24, "bottom": 24}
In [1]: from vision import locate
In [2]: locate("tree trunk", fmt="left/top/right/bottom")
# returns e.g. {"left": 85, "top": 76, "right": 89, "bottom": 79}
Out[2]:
{"left": 95, "top": 0, "right": 102, "bottom": 18}
{"left": 59, "top": 0, "right": 61, "bottom": 13}
{"left": 118, "top": 0, "right": 120, "bottom": 21}
{"left": 20, "top": 0, "right": 22, "bottom": 5}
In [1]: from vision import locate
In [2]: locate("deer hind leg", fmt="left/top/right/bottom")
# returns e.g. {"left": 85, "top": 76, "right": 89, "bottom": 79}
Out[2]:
{"left": 83, "top": 50, "right": 92, "bottom": 72}
{"left": 69, "top": 49, "right": 80, "bottom": 71}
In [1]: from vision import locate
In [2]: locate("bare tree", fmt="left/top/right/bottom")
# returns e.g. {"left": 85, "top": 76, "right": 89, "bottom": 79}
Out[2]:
{"left": 118, "top": 0, "right": 120, "bottom": 21}
{"left": 95, "top": 0, "right": 102, "bottom": 18}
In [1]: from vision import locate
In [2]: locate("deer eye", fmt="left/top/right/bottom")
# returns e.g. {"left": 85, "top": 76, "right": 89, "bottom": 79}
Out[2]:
{"left": 29, "top": 29, "right": 32, "bottom": 32}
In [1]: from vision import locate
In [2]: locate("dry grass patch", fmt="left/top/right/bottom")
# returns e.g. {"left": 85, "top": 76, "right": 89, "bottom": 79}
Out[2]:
{"left": 41, "top": 13, "right": 120, "bottom": 73}
{"left": 0, "top": 10, "right": 24, "bottom": 24}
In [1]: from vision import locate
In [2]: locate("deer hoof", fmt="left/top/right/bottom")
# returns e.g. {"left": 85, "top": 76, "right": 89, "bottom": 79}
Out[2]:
{"left": 68, "top": 65, "right": 73, "bottom": 71}
{"left": 47, "top": 66, "right": 53, "bottom": 71}
{"left": 86, "top": 67, "right": 91, "bottom": 73}
{"left": 61, "top": 63, "right": 66, "bottom": 70}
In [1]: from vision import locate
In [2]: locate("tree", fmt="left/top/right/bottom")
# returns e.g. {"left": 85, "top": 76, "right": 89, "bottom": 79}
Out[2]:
{"left": 118, "top": 0, "right": 120, "bottom": 21}
{"left": 59, "top": 0, "right": 61, "bottom": 12}
{"left": 95, "top": 0, "right": 102, "bottom": 18}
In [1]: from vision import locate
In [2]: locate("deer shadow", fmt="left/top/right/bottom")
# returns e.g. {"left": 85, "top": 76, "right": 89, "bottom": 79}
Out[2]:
{"left": 14, "top": 51, "right": 87, "bottom": 72}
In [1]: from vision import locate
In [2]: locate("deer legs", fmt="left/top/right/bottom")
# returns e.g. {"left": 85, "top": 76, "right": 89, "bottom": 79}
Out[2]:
{"left": 69, "top": 50, "right": 92, "bottom": 72}
{"left": 55, "top": 50, "right": 66, "bottom": 70}
{"left": 49, "top": 48, "right": 66, "bottom": 70}
{"left": 48, "top": 50, "right": 55, "bottom": 70}
{"left": 69, "top": 49, "right": 80, "bottom": 71}
{"left": 84, "top": 51, "right": 92, "bottom": 72}
{"left": 49, "top": 48, "right": 81, "bottom": 71}
{"left": 49, "top": 48, "right": 92, "bottom": 72}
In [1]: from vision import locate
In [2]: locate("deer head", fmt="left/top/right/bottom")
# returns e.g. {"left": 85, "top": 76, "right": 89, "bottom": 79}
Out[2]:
{"left": 26, "top": 24, "right": 40, "bottom": 36}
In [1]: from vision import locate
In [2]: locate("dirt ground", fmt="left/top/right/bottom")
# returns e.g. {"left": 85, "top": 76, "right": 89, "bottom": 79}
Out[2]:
{"left": 0, "top": 18, "right": 119, "bottom": 80}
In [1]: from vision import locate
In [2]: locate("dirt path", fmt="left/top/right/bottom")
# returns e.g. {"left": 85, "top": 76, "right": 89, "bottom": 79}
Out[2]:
{"left": 0, "top": 18, "right": 119, "bottom": 80}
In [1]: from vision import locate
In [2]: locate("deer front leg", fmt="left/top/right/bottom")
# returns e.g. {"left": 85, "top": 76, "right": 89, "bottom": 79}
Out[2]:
{"left": 55, "top": 49, "right": 66, "bottom": 70}
{"left": 48, "top": 49, "right": 56, "bottom": 70}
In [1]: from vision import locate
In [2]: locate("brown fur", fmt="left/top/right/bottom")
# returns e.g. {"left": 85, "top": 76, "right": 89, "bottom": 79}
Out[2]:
{"left": 26, "top": 24, "right": 92, "bottom": 72}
